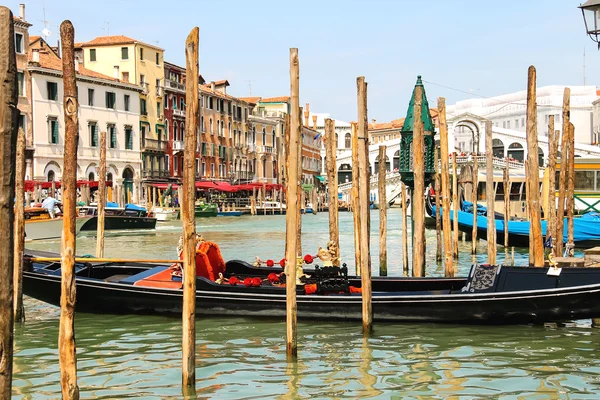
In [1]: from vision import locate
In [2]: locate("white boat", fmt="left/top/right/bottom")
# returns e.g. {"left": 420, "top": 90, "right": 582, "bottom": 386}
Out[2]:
{"left": 247, "top": 201, "right": 287, "bottom": 215}
{"left": 25, "top": 215, "right": 91, "bottom": 241}
{"left": 153, "top": 207, "right": 179, "bottom": 222}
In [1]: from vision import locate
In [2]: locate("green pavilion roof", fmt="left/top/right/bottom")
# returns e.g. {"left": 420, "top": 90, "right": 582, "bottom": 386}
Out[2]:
{"left": 401, "top": 75, "right": 435, "bottom": 134}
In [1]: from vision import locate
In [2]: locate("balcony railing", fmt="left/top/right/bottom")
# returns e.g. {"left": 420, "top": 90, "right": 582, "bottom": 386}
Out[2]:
{"left": 166, "top": 79, "right": 185, "bottom": 91}
{"left": 257, "top": 146, "right": 275, "bottom": 154}
{"left": 142, "top": 168, "right": 169, "bottom": 179}
{"left": 233, "top": 171, "right": 254, "bottom": 180}
{"left": 247, "top": 144, "right": 256, "bottom": 153}
{"left": 173, "top": 109, "right": 185, "bottom": 117}
{"left": 142, "top": 138, "right": 166, "bottom": 151}
{"left": 156, "top": 86, "right": 164, "bottom": 97}
{"left": 140, "top": 82, "right": 149, "bottom": 95}
{"left": 172, "top": 140, "right": 184, "bottom": 152}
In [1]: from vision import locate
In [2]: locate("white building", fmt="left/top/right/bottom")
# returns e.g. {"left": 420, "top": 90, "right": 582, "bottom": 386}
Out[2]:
{"left": 448, "top": 85, "right": 599, "bottom": 151}
{"left": 29, "top": 47, "right": 143, "bottom": 200}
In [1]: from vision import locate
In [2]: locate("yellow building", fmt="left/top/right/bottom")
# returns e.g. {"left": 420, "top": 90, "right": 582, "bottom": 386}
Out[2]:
{"left": 77, "top": 35, "right": 167, "bottom": 182}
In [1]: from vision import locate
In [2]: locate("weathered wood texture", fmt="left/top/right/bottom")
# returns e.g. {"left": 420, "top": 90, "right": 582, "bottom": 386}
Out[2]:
{"left": 435, "top": 146, "right": 442, "bottom": 262}
{"left": 13, "top": 128, "right": 25, "bottom": 322}
{"left": 401, "top": 182, "right": 409, "bottom": 274}
{"left": 567, "top": 122, "right": 575, "bottom": 255}
{"left": 525, "top": 66, "right": 543, "bottom": 267}
{"left": 296, "top": 107, "right": 303, "bottom": 257}
{"left": 59, "top": 20, "right": 80, "bottom": 400}
{"left": 182, "top": 27, "right": 199, "bottom": 391}
{"left": 438, "top": 98, "right": 453, "bottom": 276}
{"left": 412, "top": 86, "right": 425, "bottom": 277}
{"left": 503, "top": 159, "right": 510, "bottom": 248}
{"left": 325, "top": 118, "right": 340, "bottom": 266}
{"left": 95, "top": 131, "right": 106, "bottom": 258}
{"left": 485, "top": 120, "right": 497, "bottom": 265}
{"left": 472, "top": 153, "right": 478, "bottom": 254}
{"left": 286, "top": 48, "right": 300, "bottom": 358}
{"left": 547, "top": 118, "right": 558, "bottom": 254}
{"left": 556, "top": 88, "right": 570, "bottom": 255}
{"left": 351, "top": 121, "right": 361, "bottom": 275}
{"left": 378, "top": 145, "right": 387, "bottom": 275}
{"left": 357, "top": 76, "right": 372, "bottom": 333}
{"left": 0, "top": 7, "right": 18, "bottom": 397}
{"left": 452, "top": 152, "right": 459, "bottom": 261}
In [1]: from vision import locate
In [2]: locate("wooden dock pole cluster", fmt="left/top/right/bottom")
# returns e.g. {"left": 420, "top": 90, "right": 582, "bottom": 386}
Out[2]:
{"left": 567, "top": 122, "right": 575, "bottom": 254}
{"left": 412, "top": 85, "right": 426, "bottom": 277}
{"left": 286, "top": 47, "right": 300, "bottom": 358}
{"left": 556, "top": 88, "right": 570, "bottom": 256}
{"left": 95, "top": 131, "right": 107, "bottom": 258}
{"left": 14, "top": 127, "right": 26, "bottom": 322}
{"left": 438, "top": 98, "right": 453, "bottom": 277}
{"left": 485, "top": 120, "right": 497, "bottom": 264}
{"left": 435, "top": 147, "right": 442, "bottom": 262}
{"left": 59, "top": 20, "right": 80, "bottom": 400}
{"left": 0, "top": 6, "right": 18, "bottom": 396}
{"left": 378, "top": 145, "right": 388, "bottom": 275}
{"left": 356, "top": 76, "right": 372, "bottom": 334}
{"left": 325, "top": 118, "right": 340, "bottom": 266}
{"left": 351, "top": 121, "right": 361, "bottom": 275}
{"left": 181, "top": 27, "right": 200, "bottom": 392}
{"left": 472, "top": 153, "right": 478, "bottom": 254}
{"left": 546, "top": 116, "right": 558, "bottom": 252}
{"left": 525, "top": 66, "right": 543, "bottom": 267}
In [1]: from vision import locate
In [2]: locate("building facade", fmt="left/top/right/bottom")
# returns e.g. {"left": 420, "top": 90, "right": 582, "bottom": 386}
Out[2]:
{"left": 29, "top": 47, "right": 142, "bottom": 199}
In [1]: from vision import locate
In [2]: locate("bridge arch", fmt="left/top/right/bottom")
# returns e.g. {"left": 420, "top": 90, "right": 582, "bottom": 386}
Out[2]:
{"left": 508, "top": 142, "right": 524, "bottom": 162}
{"left": 492, "top": 138, "right": 504, "bottom": 158}
{"left": 374, "top": 154, "right": 390, "bottom": 172}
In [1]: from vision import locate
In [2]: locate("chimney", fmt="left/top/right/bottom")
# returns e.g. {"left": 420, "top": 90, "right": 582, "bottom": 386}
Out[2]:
{"left": 75, "top": 59, "right": 79, "bottom": 72}
{"left": 32, "top": 48, "right": 39, "bottom": 63}
{"left": 211, "top": 81, "right": 215, "bottom": 91}
{"left": 312, "top": 115, "right": 317, "bottom": 130}
{"left": 113, "top": 65, "right": 119, "bottom": 79}
{"left": 304, "top": 109, "right": 309, "bottom": 127}
{"left": 19, "top": 4, "right": 25, "bottom": 20}
{"left": 371, "top": 119, "right": 376, "bottom": 124}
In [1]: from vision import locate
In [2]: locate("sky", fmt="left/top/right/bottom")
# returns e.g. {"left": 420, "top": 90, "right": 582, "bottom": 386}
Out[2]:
{"left": 5, "top": 0, "right": 598, "bottom": 122}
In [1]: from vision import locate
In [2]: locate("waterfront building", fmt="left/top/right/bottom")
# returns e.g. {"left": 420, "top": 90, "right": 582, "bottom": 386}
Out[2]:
{"left": 77, "top": 35, "right": 167, "bottom": 184}
{"left": 28, "top": 44, "right": 142, "bottom": 199}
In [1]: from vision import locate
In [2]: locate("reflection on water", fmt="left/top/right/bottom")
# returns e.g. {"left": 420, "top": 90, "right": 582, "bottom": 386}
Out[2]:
{"left": 16, "top": 210, "right": 600, "bottom": 398}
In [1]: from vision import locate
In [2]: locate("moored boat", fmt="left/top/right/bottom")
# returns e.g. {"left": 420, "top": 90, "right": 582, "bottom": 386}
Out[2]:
{"left": 24, "top": 208, "right": 91, "bottom": 240}
{"left": 153, "top": 207, "right": 179, "bottom": 222}
{"left": 194, "top": 203, "right": 218, "bottom": 218}
{"left": 78, "top": 204, "right": 157, "bottom": 231}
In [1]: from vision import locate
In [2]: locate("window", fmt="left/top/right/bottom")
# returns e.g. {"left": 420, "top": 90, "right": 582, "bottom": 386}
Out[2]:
{"left": 157, "top": 102, "right": 161, "bottom": 116}
{"left": 209, "top": 118, "right": 213, "bottom": 134}
{"left": 124, "top": 95, "right": 130, "bottom": 111}
{"left": 140, "top": 47, "right": 144, "bottom": 60}
{"left": 345, "top": 133, "right": 351, "bottom": 148}
{"left": 506, "top": 121, "right": 510, "bottom": 129}
{"left": 140, "top": 74, "right": 145, "bottom": 85}
{"left": 156, "top": 78, "right": 160, "bottom": 90}
{"left": 15, "top": 33, "right": 24, "bottom": 53}
{"left": 122, "top": 72, "right": 129, "bottom": 82}
{"left": 125, "top": 126, "right": 133, "bottom": 150}
{"left": 140, "top": 99, "right": 147, "bottom": 115}
{"left": 89, "top": 48, "right": 96, "bottom": 62}
{"left": 173, "top": 122, "right": 178, "bottom": 142}
{"left": 108, "top": 124, "right": 117, "bottom": 148}
{"left": 209, "top": 97, "right": 213, "bottom": 109}
{"left": 521, "top": 118, "right": 525, "bottom": 127}
{"left": 89, "top": 122, "right": 98, "bottom": 147}
{"left": 173, "top": 97, "right": 177, "bottom": 109}
{"left": 105, "top": 92, "right": 116, "bottom": 109}
{"left": 180, "top": 123, "right": 185, "bottom": 140}
{"left": 47, "top": 81, "right": 58, "bottom": 101}
{"left": 502, "top": 121, "right": 506, "bottom": 129}
{"left": 155, "top": 52, "right": 159, "bottom": 65}
{"left": 17, "top": 71, "right": 24, "bottom": 96}
{"left": 18, "top": 114, "right": 25, "bottom": 133}
{"left": 262, "top": 128, "right": 266, "bottom": 145}
{"left": 180, "top": 98, "right": 184, "bottom": 110}
{"left": 88, "top": 88, "right": 94, "bottom": 106}
{"left": 48, "top": 117, "right": 59, "bottom": 144}
{"left": 121, "top": 47, "right": 128, "bottom": 60}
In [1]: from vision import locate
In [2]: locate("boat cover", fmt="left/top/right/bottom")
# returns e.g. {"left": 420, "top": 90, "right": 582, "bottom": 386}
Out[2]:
{"left": 125, "top": 204, "right": 147, "bottom": 211}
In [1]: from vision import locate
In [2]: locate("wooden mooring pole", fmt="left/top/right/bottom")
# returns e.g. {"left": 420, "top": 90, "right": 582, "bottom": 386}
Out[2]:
{"left": 325, "top": 118, "right": 340, "bottom": 266}
{"left": 452, "top": 152, "right": 459, "bottom": 261}
{"left": 378, "top": 145, "right": 388, "bottom": 275}
{"left": 96, "top": 131, "right": 107, "bottom": 258}
{"left": 556, "top": 88, "right": 570, "bottom": 256}
{"left": 526, "top": 66, "right": 543, "bottom": 266}
{"left": 435, "top": 146, "right": 442, "bottom": 262}
{"left": 59, "top": 20, "right": 80, "bottom": 400}
{"left": 296, "top": 107, "right": 303, "bottom": 257}
{"left": 14, "top": 128, "right": 26, "bottom": 322}
{"left": 412, "top": 85, "right": 425, "bottom": 277}
{"left": 438, "top": 98, "right": 453, "bottom": 276}
{"left": 0, "top": 6, "right": 18, "bottom": 396}
{"left": 357, "top": 76, "right": 372, "bottom": 334}
{"left": 286, "top": 48, "right": 300, "bottom": 358}
{"left": 472, "top": 153, "right": 478, "bottom": 254}
{"left": 351, "top": 121, "right": 361, "bottom": 275}
{"left": 567, "top": 123, "right": 575, "bottom": 255}
{"left": 503, "top": 158, "right": 510, "bottom": 249}
{"left": 547, "top": 116, "right": 558, "bottom": 253}
{"left": 401, "top": 182, "right": 409, "bottom": 275}
{"left": 485, "top": 120, "right": 497, "bottom": 265}
{"left": 182, "top": 27, "right": 199, "bottom": 392}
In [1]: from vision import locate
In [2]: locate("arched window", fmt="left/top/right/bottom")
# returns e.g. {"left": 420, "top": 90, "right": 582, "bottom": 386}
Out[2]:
{"left": 228, "top": 122, "right": 231, "bottom": 138}
{"left": 507, "top": 142, "right": 524, "bottom": 162}
{"left": 107, "top": 172, "right": 113, "bottom": 182}
{"left": 173, "top": 122, "right": 178, "bottom": 142}
{"left": 209, "top": 118, "right": 213, "bottom": 134}
{"left": 393, "top": 150, "right": 400, "bottom": 171}
{"left": 47, "top": 170, "right": 55, "bottom": 182}
{"left": 345, "top": 133, "right": 351, "bottom": 149}
{"left": 201, "top": 116, "right": 205, "bottom": 132}
{"left": 538, "top": 147, "right": 545, "bottom": 167}
{"left": 492, "top": 138, "right": 504, "bottom": 158}
{"left": 88, "top": 172, "right": 94, "bottom": 181}
{"left": 262, "top": 128, "right": 266, "bottom": 145}
{"left": 164, "top": 120, "right": 169, "bottom": 140}
{"left": 180, "top": 123, "right": 185, "bottom": 141}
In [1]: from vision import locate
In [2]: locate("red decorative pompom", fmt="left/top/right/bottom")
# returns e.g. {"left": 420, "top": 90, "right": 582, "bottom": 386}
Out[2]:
{"left": 228, "top": 276, "right": 239, "bottom": 286}
{"left": 268, "top": 272, "right": 279, "bottom": 283}
{"left": 266, "top": 259, "right": 274, "bottom": 267}
{"left": 244, "top": 277, "right": 253, "bottom": 287}
{"left": 279, "top": 258, "right": 286, "bottom": 267}
{"left": 305, "top": 283, "right": 317, "bottom": 294}
{"left": 304, "top": 254, "right": 314, "bottom": 264}
{"left": 252, "top": 277, "right": 262, "bottom": 287}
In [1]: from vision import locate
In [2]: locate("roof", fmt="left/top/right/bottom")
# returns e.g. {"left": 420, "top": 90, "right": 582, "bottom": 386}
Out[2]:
{"left": 239, "top": 96, "right": 261, "bottom": 105}
{"left": 80, "top": 35, "right": 164, "bottom": 50}
{"left": 260, "top": 96, "right": 290, "bottom": 103}
{"left": 29, "top": 35, "right": 41, "bottom": 43}
{"left": 213, "top": 79, "right": 230, "bottom": 86}
{"left": 401, "top": 76, "right": 436, "bottom": 133}
{"left": 369, "top": 118, "right": 405, "bottom": 131}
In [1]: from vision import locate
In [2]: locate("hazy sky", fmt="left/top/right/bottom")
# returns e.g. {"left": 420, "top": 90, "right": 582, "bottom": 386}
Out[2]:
{"left": 6, "top": 0, "right": 598, "bottom": 122}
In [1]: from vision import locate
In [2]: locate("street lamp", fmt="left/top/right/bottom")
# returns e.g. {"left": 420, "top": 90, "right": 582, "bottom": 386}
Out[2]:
{"left": 579, "top": 0, "right": 600, "bottom": 47}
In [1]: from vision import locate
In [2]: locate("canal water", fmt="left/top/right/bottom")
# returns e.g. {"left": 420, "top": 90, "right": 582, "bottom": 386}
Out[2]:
{"left": 16, "top": 209, "right": 600, "bottom": 398}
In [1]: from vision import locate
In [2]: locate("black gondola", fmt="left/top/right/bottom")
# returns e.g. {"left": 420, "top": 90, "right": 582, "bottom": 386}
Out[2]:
{"left": 78, "top": 205, "right": 157, "bottom": 231}
{"left": 22, "top": 250, "right": 600, "bottom": 324}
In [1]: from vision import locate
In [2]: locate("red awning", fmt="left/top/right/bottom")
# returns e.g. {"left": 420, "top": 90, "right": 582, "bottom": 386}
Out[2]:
{"left": 151, "top": 183, "right": 180, "bottom": 190}
{"left": 23, "top": 180, "right": 112, "bottom": 192}
{"left": 195, "top": 181, "right": 219, "bottom": 190}
{"left": 213, "top": 181, "right": 236, "bottom": 192}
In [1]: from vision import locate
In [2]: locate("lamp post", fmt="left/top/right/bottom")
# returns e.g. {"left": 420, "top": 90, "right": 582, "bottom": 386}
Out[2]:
{"left": 579, "top": 0, "right": 600, "bottom": 47}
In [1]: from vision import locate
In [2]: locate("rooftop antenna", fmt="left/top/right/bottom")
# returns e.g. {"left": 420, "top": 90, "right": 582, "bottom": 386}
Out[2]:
{"left": 101, "top": 21, "right": 110, "bottom": 36}
{"left": 39, "top": 0, "right": 51, "bottom": 40}
{"left": 247, "top": 80, "right": 253, "bottom": 96}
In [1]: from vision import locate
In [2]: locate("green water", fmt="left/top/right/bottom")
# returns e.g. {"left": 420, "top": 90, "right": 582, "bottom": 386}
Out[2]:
{"left": 15, "top": 209, "right": 600, "bottom": 398}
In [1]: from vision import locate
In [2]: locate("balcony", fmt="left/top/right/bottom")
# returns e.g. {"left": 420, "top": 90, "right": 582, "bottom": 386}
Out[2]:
{"left": 142, "top": 138, "right": 166, "bottom": 151}
{"left": 172, "top": 140, "right": 184, "bottom": 152}
{"left": 257, "top": 146, "right": 275, "bottom": 154}
{"left": 173, "top": 109, "right": 185, "bottom": 118}
{"left": 142, "top": 168, "right": 169, "bottom": 179}
{"left": 233, "top": 171, "right": 254, "bottom": 181}
{"left": 140, "top": 82, "right": 149, "bottom": 95}
{"left": 156, "top": 86, "right": 164, "bottom": 97}
{"left": 247, "top": 144, "right": 256, "bottom": 153}
{"left": 166, "top": 78, "right": 185, "bottom": 92}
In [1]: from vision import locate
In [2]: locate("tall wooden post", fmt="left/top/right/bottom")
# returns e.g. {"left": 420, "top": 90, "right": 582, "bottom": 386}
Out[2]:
{"left": 351, "top": 121, "right": 361, "bottom": 275}
{"left": 503, "top": 159, "right": 510, "bottom": 249}
{"left": 525, "top": 66, "right": 543, "bottom": 267}
{"left": 296, "top": 107, "right": 303, "bottom": 256}
{"left": 286, "top": 48, "right": 300, "bottom": 359}
{"left": 378, "top": 145, "right": 387, "bottom": 275}
{"left": 547, "top": 117, "right": 558, "bottom": 253}
{"left": 0, "top": 7, "right": 18, "bottom": 396}
{"left": 59, "top": 20, "right": 80, "bottom": 400}
{"left": 357, "top": 76, "right": 372, "bottom": 333}
{"left": 438, "top": 98, "right": 453, "bottom": 276}
{"left": 452, "top": 153, "right": 459, "bottom": 261}
{"left": 325, "top": 118, "right": 340, "bottom": 265}
{"left": 181, "top": 27, "right": 199, "bottom": 392}
{"left": 566, "top": 122, "right": 575, "bottom": 255}
{"left": 556, "top": 88, "right": 570, "bottom": 255}
{"left": 412, "top": 86, "right": 425, "bottom": 277}
{"left": 435, "top": 147, "right": 442, "bottom": 262}
{"left": 485, "top": 120, "right": 497, "bottom": 265}
{"left": 95, "top": 131, "right": 106, "bottom": 258}
{"left": 14, "top": 128, "right": 26, "bottom": 322}
{"left": 472, "top": 154, "right": 478, "bottom": 254}
{"left": 401, "top": 182, "right": 409, "bottom": 274}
